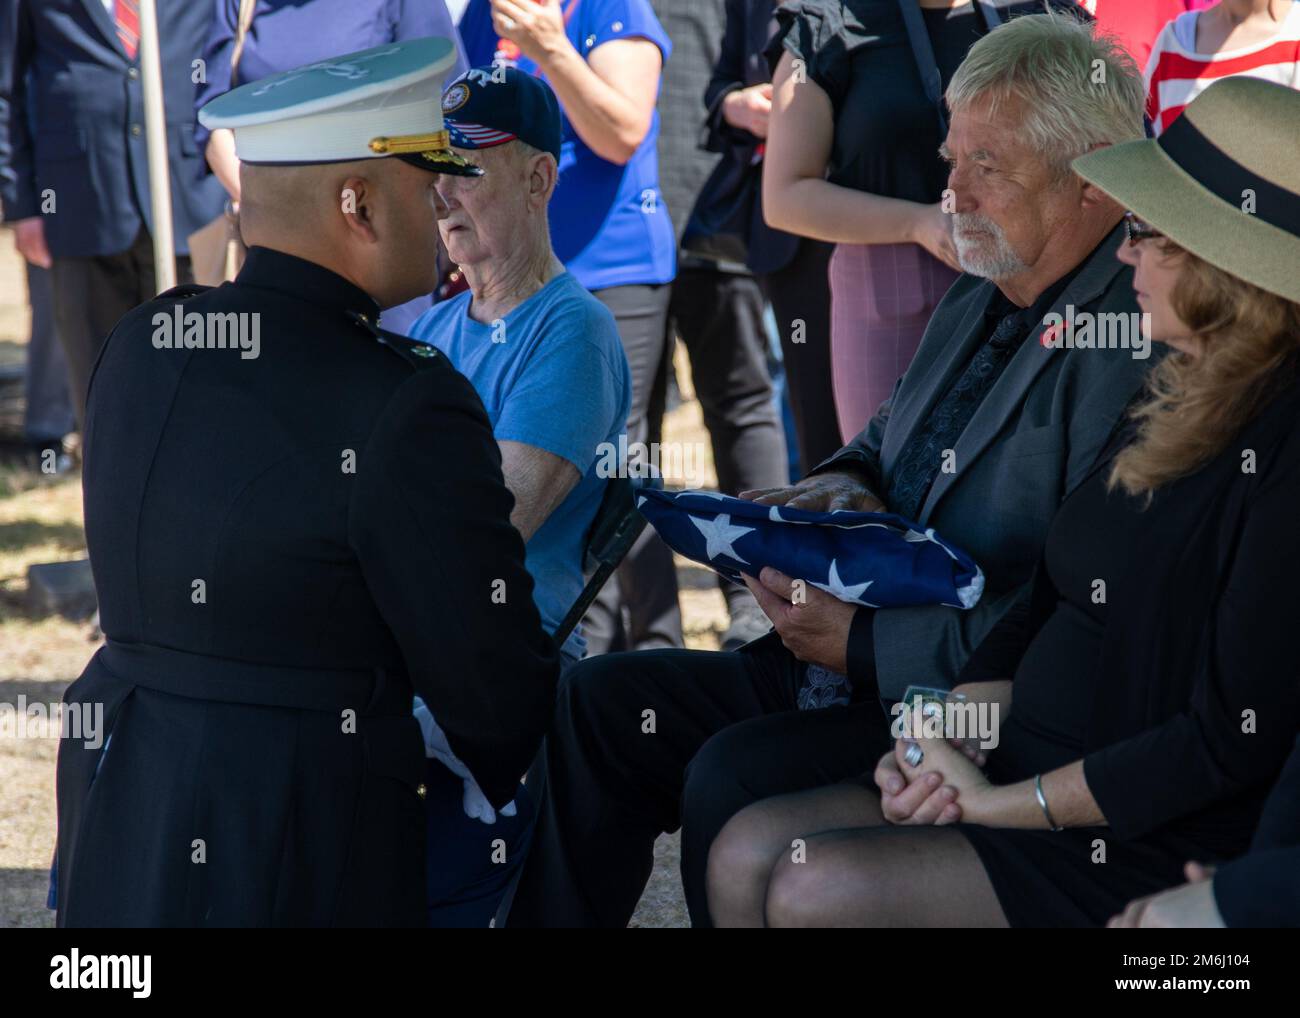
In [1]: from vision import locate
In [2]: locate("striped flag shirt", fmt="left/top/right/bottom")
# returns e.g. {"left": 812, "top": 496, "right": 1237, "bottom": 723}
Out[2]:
{"left": 1145, "top": 7, "right": 1300, "bottom": 135}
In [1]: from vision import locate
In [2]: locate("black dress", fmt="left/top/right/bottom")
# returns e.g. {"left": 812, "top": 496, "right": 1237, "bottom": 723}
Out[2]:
{"left": 949, "top": 376, "right": 1300, "bottom": 927}
{"left": 956, "top": 455, "right": 1194, "bottom": 927}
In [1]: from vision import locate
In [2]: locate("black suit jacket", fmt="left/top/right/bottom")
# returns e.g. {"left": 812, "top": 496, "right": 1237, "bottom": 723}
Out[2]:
{"left": 1215, "top": 735, "right": 1300, "bottom": 927}
{"left": 702, "top": 0, "right": 800, "bottom": 274}
{"left": 813, "top": 225, "right": 1152, "bottom": 700}
{"left": 0, "top": 0, "right": 223, "bottom": 255}
{"left": 55, "top": 247, "right": 558, "bottom": 926}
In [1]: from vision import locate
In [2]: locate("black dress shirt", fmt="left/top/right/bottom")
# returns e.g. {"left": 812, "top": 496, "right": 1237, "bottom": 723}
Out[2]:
{"left": 887, "top": 275, "right": 1071, "bottom": 521}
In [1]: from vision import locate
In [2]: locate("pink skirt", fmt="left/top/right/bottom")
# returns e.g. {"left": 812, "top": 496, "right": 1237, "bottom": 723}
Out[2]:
{"left": 828, "top": 242, "right": 960, "bottom": 442}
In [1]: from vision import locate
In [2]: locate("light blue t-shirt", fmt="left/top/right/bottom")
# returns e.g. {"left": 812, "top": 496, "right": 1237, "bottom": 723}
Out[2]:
{"left": 409, "top": 271, "right": 631, "bottom": 661}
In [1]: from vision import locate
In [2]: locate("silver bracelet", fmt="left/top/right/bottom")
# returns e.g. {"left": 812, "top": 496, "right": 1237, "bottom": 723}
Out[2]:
{"left": 1035, "top": 773, "right": 1063, "bottom": 832}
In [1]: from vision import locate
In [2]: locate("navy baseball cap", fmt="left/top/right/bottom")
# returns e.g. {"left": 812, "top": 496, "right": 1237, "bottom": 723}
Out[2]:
{"left": 440, "top": 66, "right": 562, "bottom": 161}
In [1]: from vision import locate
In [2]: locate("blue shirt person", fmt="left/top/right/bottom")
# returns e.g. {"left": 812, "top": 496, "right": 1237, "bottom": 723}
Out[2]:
{"left": 194, "top": 0, "right": 467, "bottom": 333}
{"left": 409, "top": 271, "right": 630, "bottom": 664}
{"left": 457, "top": 0, "right": 676, "bottom": 291}
{"left": 459, "top": 0, "right": 682, "bottom": 656}
{"left": 412, "top": 67, "right": 630, "bottom": 926}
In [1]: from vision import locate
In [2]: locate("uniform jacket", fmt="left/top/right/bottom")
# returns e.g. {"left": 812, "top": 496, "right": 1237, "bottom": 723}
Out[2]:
{"left": 56, "top": 246, "right": 559, "bottom": 926}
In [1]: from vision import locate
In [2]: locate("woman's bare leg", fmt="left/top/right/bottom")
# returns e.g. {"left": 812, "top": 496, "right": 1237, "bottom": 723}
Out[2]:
{"left": 706, "top": 783, "right": 885, "bottom": 927}
{"left": 765, "top": 826, "right": 1009, "bottom": 927}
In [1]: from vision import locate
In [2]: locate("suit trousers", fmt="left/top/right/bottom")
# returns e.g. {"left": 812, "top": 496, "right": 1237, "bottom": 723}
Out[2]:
{"left": 668, "top": 264, "right": 788, "bottom": 498}
{"left": 501, "top": 634, "right": 894, "bottom": 927}
{"left": 22, "top": 262, "right": 76, "bottom": 444}
{"left": 758, "top": 238, "right": 841, "bottom": 472}
{"left": 50, "top": 227, "right": 193, "bottom": 430}
{"left": 584, "top": 283, "right": 683, "bottom": 653}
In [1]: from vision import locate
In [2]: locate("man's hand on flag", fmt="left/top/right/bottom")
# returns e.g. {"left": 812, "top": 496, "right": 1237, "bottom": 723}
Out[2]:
{"left": 739, "top": 470, "right": 884, "bottom": 513}
{"left": 741, "top": 565, "right": 856, "bottom": 673}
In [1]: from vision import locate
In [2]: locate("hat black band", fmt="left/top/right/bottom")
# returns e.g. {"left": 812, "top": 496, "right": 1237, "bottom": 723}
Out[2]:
{"left": 1158, "top": 114, "right": 1300, "bottom": 236}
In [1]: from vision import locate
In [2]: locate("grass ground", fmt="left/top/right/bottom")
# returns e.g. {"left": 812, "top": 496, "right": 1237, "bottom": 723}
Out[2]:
{"left": 0, "top": 228, "right": 724, "bottom": 928}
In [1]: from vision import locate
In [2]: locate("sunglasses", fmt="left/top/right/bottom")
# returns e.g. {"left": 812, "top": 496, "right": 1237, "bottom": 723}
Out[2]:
{"left": 1124, "top": 211, "right": 1164, "bottom": 246}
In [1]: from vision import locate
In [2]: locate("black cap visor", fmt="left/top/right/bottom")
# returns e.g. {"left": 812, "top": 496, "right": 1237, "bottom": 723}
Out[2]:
{"left": 396, "top": 149, "right": 484, "bottom": 176}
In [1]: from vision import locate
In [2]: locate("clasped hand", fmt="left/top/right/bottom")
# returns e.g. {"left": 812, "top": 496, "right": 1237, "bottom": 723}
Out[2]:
{"left": 876, "top": 730, "right": 991, "bottom": 826}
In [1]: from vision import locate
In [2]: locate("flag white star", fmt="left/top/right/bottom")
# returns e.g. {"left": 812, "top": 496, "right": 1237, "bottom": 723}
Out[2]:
{"left": 689, "top": 513, "right": 755, "bottom": 564}
{"left": 768, "top": 504, "right": 818, "bottom": 524}
{"left": 810, "top": 559, "right": 878, "bottom": 605}
{"left": 955, "top": 573, "right": 985, "bottom": 608}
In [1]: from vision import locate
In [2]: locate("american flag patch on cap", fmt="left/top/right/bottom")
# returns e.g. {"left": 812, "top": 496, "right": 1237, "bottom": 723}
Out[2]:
{"left": 447, "top": 122, "right": 517, "bottom": 148}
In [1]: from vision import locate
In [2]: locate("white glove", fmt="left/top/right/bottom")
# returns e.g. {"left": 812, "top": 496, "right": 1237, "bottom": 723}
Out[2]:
{"left": 460, "top": 778, "right": 518, "bottom": 825}
{"left": 413, "top": 697, "right": 517, "bottom": 825}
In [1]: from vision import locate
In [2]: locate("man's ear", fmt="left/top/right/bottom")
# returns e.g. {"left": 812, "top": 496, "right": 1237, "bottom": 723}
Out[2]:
{"left": 1076, "top": 142, "right": 1113, "bottom": 210}
{"left": 338, "top": 175, "right": 380, "bottom": 243}
{"left": 529, "top": 153, "right": 558, "bottom": 208}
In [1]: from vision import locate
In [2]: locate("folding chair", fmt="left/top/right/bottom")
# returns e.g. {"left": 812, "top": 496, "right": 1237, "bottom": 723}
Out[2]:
{"left": 551, "top": 473, "right": 653, "bottom": 650}
{"left": 494, "top": 475, "right": 655, "bottom": 925}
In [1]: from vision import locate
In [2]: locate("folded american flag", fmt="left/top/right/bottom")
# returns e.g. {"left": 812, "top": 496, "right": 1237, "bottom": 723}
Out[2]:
{"left": 636, "top": 489, "right": 984, "bottom": 610}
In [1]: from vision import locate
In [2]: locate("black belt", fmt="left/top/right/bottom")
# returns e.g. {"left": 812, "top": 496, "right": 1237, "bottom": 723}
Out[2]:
{"left": 98, "top": 639, "right": 409, "bottom": 716}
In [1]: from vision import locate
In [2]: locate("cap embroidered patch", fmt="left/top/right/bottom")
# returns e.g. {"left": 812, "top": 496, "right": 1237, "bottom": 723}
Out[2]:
{"left": 442, "top": 82, "right": 471, "bottom": 114}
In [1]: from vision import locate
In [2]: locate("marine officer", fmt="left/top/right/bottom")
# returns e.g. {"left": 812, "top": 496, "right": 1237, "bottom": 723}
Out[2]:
{"left": 54, "top": 37, "right": 559, "bottom": 927}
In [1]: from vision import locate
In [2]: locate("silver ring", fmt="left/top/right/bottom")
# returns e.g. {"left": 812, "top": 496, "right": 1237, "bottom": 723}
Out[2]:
{"left": 903, "top": 742, "right": 924, "bottom": 768}
{"left": 502, "top": 15, "right": 516, "bottom": 29}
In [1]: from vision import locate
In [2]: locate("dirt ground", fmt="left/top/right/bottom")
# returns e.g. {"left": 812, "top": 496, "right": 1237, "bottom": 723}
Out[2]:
{"left": 0, "top": 229, "right": 731, "bottom": 928}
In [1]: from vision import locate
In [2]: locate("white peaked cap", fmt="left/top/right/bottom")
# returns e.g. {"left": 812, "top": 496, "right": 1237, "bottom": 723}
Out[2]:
{"left": 198, "top": 36, "right": 478, "bottom": 174}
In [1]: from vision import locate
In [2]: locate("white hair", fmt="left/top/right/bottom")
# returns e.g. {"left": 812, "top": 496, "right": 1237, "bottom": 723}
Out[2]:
{"left": 509, "top": 139, "right": 544, "bottom": 164}
{"left": 946, "top": 11, "right": 1145, "bottom": 176}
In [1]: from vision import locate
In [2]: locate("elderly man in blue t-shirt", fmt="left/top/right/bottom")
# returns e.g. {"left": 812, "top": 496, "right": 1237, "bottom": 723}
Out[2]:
{"left": 406, "top": 67, "right": 631, "bottom": 926}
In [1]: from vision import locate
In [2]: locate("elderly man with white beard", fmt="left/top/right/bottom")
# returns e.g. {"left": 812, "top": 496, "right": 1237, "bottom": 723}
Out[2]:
{"left": 501, "top": 13, "right": 1161, "bottom": 929}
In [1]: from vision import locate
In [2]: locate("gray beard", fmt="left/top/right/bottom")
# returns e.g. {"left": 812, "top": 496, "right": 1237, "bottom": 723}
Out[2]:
{"left": 952, "top": 213, "right": 1029, "bottom": 280}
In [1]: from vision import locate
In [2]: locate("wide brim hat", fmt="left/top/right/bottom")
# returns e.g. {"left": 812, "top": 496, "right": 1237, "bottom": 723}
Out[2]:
{"left": 1073, "top": 76, "right": 1300, "bottom": 305}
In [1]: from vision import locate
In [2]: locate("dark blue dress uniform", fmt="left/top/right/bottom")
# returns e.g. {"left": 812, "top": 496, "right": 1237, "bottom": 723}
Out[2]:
{"left": 54, "top": 246, "right": 559, "bottom": 926}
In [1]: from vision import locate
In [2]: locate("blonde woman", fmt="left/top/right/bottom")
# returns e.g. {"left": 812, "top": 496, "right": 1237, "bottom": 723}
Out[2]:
{"left": 705, "top": 76, "right": 1300, "bottom": 927}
